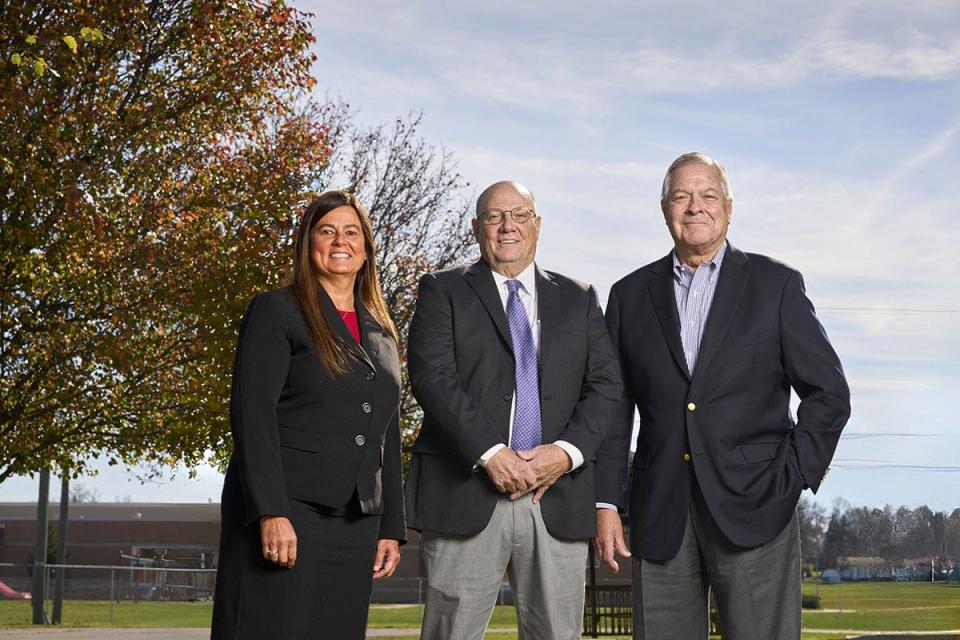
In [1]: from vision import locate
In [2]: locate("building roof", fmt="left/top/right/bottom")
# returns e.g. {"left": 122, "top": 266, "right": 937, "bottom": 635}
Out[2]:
{"left": 0, "top": 502, "right": 220, "bottom": 523}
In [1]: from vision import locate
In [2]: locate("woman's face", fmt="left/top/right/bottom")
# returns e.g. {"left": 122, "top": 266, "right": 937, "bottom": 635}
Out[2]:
{"left": 309, "top": 205, "right": 367, "bottom": 281}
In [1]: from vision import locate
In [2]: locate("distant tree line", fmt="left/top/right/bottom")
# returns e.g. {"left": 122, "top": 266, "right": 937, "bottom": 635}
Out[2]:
{"left": 797, "top": 497, "right": 960, "bottom": 569}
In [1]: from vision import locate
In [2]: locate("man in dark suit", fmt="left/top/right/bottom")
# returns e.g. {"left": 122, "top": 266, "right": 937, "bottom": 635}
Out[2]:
{"left": 405, "top": 181, "right": 622, "bottom": 640}
{"left": 595, "top": 152, "right": 851, "bottom": 639}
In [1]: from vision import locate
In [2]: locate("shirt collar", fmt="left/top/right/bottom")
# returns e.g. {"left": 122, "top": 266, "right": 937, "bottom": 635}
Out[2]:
{"left": 672, "top": 240, "right": 728, "bottom": 278}
{"left": 490, "top": 261, "right": 537, "bottom": 296}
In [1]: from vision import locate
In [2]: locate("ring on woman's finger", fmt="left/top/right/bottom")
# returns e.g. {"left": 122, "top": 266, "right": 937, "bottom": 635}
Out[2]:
{"left": 267, "top": 549, "right": 278, "bottom": 556}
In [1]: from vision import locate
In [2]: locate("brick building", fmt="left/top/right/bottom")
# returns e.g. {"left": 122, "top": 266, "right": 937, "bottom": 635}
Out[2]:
{"left": 0, "top": 502, "right": 627, "bottom": 603}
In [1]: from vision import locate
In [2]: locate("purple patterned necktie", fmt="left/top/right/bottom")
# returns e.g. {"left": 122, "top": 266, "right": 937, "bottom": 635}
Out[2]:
{"left": 505, "top": 279, "right": 541, "bottom": 451}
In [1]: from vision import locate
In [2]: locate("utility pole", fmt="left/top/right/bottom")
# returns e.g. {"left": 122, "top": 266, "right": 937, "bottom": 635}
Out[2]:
{"left": 52, "top": 475, "right": 69, "bottom": 624}
{"left": 31, "top": 469, "right": 50, "bottom": 624}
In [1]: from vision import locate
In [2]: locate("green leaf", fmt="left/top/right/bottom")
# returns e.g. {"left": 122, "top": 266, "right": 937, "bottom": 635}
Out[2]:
{"left": 79, "top": 27, "right": 105, "bottom": 42}
{"left": 33, "top": 57, "right": 46, "bottom": 76}
{"left": 25, "top": 35, "right": 37, "bottom": 45}
{"left": 63, "top": 35, "right": 78, "bottom": 54}
{"left": 11, "top": 53, "right": 21, "bottom": 66}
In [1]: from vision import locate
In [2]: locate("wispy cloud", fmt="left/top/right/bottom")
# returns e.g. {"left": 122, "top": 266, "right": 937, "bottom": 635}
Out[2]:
{"left": 883, "top": 118, "right": 960, "bottom": 187}
{"left": 617, "top": 34, "right": 960, "bottom": 93}
{"left": 311, "top": 0, "right": 960, "bottom": 123}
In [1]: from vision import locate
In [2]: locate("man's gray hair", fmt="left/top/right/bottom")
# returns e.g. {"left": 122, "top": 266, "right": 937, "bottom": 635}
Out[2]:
{"left": 661, "top": 152, "right": 733, "bottom": 201}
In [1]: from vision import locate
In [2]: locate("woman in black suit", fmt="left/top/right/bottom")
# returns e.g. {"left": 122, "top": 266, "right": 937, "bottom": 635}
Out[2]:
{"left": 212, "top": 191, "right": 405, "bottom": 639}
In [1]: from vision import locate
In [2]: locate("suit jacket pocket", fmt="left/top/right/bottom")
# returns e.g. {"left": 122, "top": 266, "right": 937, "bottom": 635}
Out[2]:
{"left": 278, "top": 425, "right": 329, "bottom": 453}
{"left": 739, "top": 442, "right": 779, "bottom": 463}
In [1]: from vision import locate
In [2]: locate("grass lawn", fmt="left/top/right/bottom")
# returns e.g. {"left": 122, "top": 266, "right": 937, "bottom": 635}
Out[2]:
{"left": 0, "top": 581, "right": 956, "bottom": 636}
{"left": 801, "top": 580, "right": 960, "bottom": 632}
{"left": 0, "top": 599, "right": 212, "bottom": 627}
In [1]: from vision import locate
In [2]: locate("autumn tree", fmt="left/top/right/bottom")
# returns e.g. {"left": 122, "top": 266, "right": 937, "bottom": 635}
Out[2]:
{"left": 0, "top": 0, "right": 332, "bottom": 481}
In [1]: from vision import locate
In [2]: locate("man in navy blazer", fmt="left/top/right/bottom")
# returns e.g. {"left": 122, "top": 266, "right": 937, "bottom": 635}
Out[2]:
{"left": 595, "top": 152, "right": 850, "bottom": 639}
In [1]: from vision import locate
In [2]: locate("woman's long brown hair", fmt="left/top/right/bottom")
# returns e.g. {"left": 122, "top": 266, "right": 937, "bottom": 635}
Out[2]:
{"left": 291, "top": 191, "right": 398, "bottom": 374}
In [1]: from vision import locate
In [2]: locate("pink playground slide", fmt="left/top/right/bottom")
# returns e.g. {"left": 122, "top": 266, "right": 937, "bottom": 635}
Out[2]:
{"left": 0, "top": 579, "right": 31, "bottom": 599}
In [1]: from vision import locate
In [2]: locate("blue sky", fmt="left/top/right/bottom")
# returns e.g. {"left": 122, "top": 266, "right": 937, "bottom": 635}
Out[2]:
{"left": 3, "top": 0, "right": 959, "bottom": 512}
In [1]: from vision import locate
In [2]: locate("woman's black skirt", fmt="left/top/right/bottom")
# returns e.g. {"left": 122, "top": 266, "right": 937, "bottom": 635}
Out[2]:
{"left": 211, "top": 491, "right": 381, "bottom": 640}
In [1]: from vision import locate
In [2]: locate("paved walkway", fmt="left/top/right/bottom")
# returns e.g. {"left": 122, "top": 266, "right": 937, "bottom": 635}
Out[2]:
{"left": 802, "top": 631, "right": 960, "bottom": 637}
{"left": 0, "top": 628, "right": 956, "bottom": 639}
{"left": 0, "top": 630, "right": 463, "bottom": 639}
{"left": 0, "top": 629, "right": 436, "bottom": 639}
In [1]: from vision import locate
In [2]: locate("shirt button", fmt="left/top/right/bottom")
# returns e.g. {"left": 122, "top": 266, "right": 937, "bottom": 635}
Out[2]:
{"left": 361, "top": 402, "right": 372, "bottom": 413}
{"left": 503, "top": 393, "right": 512, "bottom": 402}
{"left": 355, "top": 435, "right": 366, "bottom": 446}
{"left": 683, "top": 452, "right": 691, "bottom": 462}
{"left": 366, "top": 371, "right": 375, "bottom": 381}
{"left": 687, "top": 402, "right": 697, "bottom": 412}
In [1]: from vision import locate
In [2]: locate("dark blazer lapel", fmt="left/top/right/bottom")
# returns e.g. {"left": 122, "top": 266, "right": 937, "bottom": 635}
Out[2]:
{"left": 534, "top": 265, "right": 559, "bottom": 366}
{"left": 691, "top": 244, "right": 750, "bottom": 383}
{"left": 465, "top": 259, "right": 514, "bottom": 353}
{"left": 648, "top": 253, "right": 691, "bottom": 380}
{"left": 318, "top": 285, "right": 375, "bottom": 371}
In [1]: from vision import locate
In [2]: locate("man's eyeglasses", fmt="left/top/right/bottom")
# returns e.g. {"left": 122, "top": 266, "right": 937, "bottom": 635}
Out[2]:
{"left": 479, "top": 207, "right": 537, "bottom": 225}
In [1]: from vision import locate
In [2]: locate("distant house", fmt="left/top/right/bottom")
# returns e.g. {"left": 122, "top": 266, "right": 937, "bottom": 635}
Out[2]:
{"left": 837, "top": 556, "right": 891, "bottom": 581}
{"left": 893, "top": 557, "right": 940, "bottom": 582}
{"left": 827, "top": 556, "right": 958, "bottom": 583}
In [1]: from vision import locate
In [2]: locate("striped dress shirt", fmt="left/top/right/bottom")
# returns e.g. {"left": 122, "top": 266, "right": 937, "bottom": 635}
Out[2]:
{"left": 673, "top": 241, "right": 728, "bottom": 375}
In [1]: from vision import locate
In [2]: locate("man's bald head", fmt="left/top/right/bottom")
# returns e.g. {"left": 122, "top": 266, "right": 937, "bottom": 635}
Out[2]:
{"left": 472, "top": 180, "right": 541, "bottom": 278}
{"left": 476, "top": 181, "right": 536, "bottom": 218}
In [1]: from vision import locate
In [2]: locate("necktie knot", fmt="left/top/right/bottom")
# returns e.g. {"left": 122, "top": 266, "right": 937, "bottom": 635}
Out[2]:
{"left": 506, "top": 279, "right": 521, "bottom": 294}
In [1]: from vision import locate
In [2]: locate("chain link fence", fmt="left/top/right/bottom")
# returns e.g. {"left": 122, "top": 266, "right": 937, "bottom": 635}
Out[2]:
{"left": 0, "top": 563, "right": 520, "bottom": 626}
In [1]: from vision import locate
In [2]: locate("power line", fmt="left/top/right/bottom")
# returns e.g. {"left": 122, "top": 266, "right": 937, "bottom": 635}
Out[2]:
{"left": 830, "top": 462, "right": 960, "bottom": 473}
{"left": 819, "top": 307, "right": 957, "bottom": 314}
{"left": 841, "top": 432, "right": 958, "bottom": 440}
{"left": 831, "top": 460, "right": 960, "bottom": 472}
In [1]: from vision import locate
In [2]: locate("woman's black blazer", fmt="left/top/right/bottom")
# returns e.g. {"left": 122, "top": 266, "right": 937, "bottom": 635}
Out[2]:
{"left": 223, "top": 285, "right": 406, "bottom": 541}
